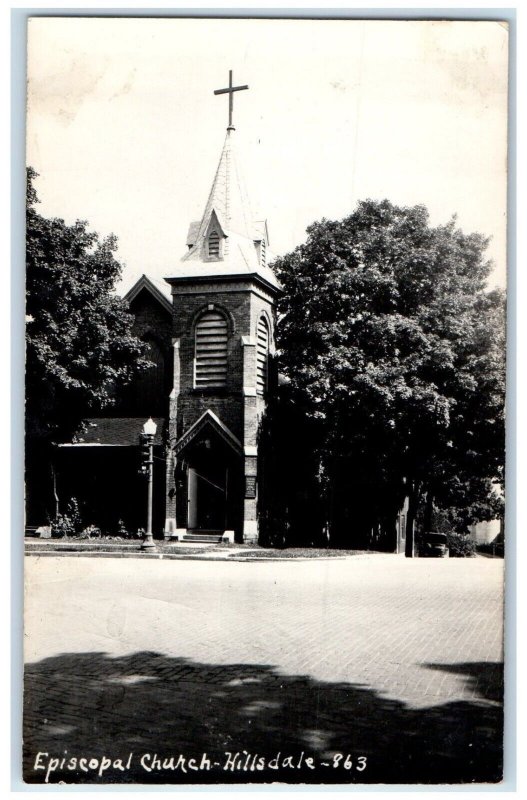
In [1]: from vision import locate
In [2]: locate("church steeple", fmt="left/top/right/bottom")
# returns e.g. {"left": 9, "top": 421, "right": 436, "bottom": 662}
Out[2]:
{"left": 183, "top": 127, "right": 257, "bottom": 260}
{"left": 173, "top": 71, "right": 279, "bottom": 291}
{"left": 164, "top": 71, "right": 281, "bottom": 546}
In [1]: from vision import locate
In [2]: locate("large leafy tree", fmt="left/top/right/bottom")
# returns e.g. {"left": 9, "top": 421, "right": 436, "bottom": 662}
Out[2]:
{"left": 272, "top": 199, "right": 505, "bottom": 554}
{"left": 26, "top": 167, "right": 150, "bottom": 443}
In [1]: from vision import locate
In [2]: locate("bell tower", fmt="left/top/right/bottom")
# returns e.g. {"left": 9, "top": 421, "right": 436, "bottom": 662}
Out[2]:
{"left": 164, "top": 72, "right": 280, "bottom": 543}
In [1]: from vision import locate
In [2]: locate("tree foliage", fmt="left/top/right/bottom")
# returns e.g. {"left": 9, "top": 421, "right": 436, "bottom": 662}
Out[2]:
{"left": 26, "top": 167, "right": 150, "bottom": 442}
{"left": 272, "top": 199, "right": 505, "bottom": 551}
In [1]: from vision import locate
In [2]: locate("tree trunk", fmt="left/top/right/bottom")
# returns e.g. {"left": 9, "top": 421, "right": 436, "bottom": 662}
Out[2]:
{"left": 424, "top": 490, "right": 434, "bottom": 533}
{"left": 51, "top": 459, "right": 59, "bottom": 518}
{"left": 327, "top": 473, "right": 336, "bottom": 547}
{"left": 405, "top": 483, "right": 419, "bottom": 558}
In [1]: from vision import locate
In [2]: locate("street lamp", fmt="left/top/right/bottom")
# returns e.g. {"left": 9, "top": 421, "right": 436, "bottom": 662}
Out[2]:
{"left": 141, "top": 417, "right": 157, "bottom": 551}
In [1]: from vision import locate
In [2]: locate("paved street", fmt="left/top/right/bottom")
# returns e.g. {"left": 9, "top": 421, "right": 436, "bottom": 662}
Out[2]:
{"left": 23, "top": 554, "right": 504, "bottom": 785}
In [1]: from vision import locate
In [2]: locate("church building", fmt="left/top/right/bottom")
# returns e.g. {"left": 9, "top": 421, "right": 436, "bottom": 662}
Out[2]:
{"left": 31, "top": 72, "right": 408, "bottom": 554}
{"left": 45, "top": 71, "right": 280, "bottom": 545}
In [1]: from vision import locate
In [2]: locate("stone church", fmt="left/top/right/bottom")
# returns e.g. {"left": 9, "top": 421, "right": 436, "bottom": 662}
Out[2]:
{"left": 49, "top": 75, "right": 282, "bottom": 545}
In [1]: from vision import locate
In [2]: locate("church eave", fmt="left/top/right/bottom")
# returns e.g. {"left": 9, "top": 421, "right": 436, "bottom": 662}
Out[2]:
{"left": 164, "top": 270, "right": 282, "bottom": 295}
{"left": 173, "top": 409, "right": 243, "bottom": 457}
{"left": 123, "top": 274, "right": 173, "bottom": 315}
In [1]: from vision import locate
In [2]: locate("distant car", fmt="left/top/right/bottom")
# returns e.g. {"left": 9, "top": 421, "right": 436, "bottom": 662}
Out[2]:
{"left": 421, "top": 531, "right": 448, "bottom": 558}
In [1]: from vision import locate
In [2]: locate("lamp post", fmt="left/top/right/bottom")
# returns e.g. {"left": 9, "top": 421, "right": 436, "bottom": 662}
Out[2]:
{"left": 141, "top": 417, "right": 157, "bottom": 551}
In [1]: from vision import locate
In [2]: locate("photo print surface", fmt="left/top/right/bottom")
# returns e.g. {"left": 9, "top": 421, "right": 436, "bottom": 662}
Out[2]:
{"left": 24, "top": 16, "right": 507, "bottom": 785}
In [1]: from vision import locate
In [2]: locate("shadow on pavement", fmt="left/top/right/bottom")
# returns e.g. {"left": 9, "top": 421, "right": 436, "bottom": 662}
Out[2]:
{"left": 23, "top": 653, "right": 503, "bottom": 785}
{"left": 424, "top": 661, "right": 504, "bottom": 704}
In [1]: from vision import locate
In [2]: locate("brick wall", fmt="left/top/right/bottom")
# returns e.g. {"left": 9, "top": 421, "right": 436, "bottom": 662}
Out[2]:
{"left": 131, "top": 290, "right": 172, "bottom": 345}
{"left": 165, "top": 278, "right": 278, "bottom": 540}
{"left": 170, "top": 283, "right": 275, "bottom": 443}
{"left": 117, "top": 290, "right": 173, "bottom": 417}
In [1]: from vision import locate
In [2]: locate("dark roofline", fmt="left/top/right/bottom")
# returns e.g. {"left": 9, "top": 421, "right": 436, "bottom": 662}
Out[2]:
{"left": 123, "top": 274, "right": 173, "bottom": 315}
{"left": 164, "top": 271, "right": 282, "bottom": 296}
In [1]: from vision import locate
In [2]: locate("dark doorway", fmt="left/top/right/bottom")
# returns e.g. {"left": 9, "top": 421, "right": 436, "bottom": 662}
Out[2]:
{"left": 181, "top": 429, "right": 242, "bottom": 535}
{"left": 188, "top": 464, "right": 226, "bottom": 530}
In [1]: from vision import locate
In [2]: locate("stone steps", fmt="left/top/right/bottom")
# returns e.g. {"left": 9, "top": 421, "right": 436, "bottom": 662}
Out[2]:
{"left": 182, "top": 531, "right": 224, "bottom": 543}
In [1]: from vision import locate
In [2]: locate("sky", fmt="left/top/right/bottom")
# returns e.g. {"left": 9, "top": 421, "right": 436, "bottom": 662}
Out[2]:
{"left": 26, "top": 17, "right": 509, "bottom": 293}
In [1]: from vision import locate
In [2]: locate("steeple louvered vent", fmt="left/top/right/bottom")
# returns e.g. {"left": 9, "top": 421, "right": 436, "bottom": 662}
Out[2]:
{"left": 208, "top": 230, "right": 220, "bottom": 258}
{"left": 195, "top": 311, "right": 228, "bottom": 388}
{"left": 256, "top": 316, "right": 270, "bottom": 394}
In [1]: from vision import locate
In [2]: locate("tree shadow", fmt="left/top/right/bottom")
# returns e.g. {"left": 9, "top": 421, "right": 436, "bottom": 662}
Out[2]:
{"left": 424, "top": 661, "right": 504, "bottom": 704}
{"left": 23, "top": 653, "right": 503, "bottom": 785}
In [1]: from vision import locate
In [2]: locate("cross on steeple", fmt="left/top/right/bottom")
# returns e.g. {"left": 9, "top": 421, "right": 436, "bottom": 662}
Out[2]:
{"left": 214, "top": 70, "right": 249, "bottom": 130}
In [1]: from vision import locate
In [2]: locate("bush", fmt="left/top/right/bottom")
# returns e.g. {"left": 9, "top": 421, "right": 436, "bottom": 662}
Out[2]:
{"left": 50, "top": 498, "right": 82, "bottom": 538}
{"left": 78, "top": 525, "right": 102, "bottom": 539}
{"left": 447, "top": 531, "right": 476, "bottom": 557}
{"left": 50, "top": 514, "right": 75, "bottom": 538}
{"left": 477, "top": 540, "right": 504, "bottom": 557}
{"left": 117, "top": 519, "right": 141, "bottom": 539}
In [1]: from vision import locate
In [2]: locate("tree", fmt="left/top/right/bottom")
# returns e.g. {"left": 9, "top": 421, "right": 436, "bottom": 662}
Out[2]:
{"left": 26, "top": 167, "right": 150, "bottom": 443}
{"left": 427, "top": 477, "right": 504, "bottom": 534}
{"left": 272, "top": 199, "right": 505, "bottom": 554}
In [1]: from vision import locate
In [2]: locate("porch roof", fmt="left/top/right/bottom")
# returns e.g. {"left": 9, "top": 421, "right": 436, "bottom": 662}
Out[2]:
{"left": 57, "top": 417, "right": 165, "bottom": 447}
{"left": 173, "top": 410, "right": 243, "bottom": 457}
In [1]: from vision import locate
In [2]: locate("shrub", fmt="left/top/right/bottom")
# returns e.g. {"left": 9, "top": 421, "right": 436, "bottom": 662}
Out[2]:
{"left": 78, "top": 525, "right": 102, "bottom": 539}
{"left": 50, "top": 498, "right": 82, "bottom": 538}
{"left": 50, "top": 514, "right": 75, "bottom": 538}
{"left": 447, "top": 531, "right": 476, "bottom": 557}
{"left": 117, "top": 519, "right": 140, "bottom": 539}
{"left": 477, "top": 539, "right": 504, "bottom": 557}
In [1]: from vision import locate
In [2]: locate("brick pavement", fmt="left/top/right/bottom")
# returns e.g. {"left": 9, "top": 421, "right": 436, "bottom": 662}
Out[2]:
{"left": 23, "top": 554, "right": 504, "bottom": 785}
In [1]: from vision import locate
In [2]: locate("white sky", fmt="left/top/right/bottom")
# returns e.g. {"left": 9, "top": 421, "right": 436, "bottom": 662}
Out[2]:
{"left": 26, "top": 17, "right": 509, "bottom": 292}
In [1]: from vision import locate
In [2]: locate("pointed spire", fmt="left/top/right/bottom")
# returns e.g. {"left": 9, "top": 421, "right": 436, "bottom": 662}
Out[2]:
{"left": 200, "top": 127, "right": 255, "bottom": 245}
{"left": 181, "top": 127, "right": 260, "bottom": 265}
{"left": 167, "top": 76, "right": 280, "bottom": 292}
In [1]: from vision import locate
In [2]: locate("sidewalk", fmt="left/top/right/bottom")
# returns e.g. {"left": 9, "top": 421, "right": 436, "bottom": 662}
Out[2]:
{"left": 24, "top": 538, "right": 386, "bottom": 561}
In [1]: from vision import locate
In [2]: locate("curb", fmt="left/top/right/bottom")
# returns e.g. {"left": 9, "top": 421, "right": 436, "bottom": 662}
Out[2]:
{"left": 24, "top": 552, "right": 331, "bottom": 563}
{"left": 24, "top": 550, "right": 367, "bottom": 563}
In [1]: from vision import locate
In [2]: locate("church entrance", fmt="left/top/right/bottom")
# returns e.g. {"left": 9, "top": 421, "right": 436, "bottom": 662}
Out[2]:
{"left": 177, "top": 420, "right": 243, "bottom": 536}
{"left": 188, "top": 463, "right": 227, "bottom": 531}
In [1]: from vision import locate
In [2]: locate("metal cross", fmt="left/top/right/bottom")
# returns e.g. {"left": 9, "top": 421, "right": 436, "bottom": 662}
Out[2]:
{"left": 214, "top": 70, "right": 249, "bottom": 129}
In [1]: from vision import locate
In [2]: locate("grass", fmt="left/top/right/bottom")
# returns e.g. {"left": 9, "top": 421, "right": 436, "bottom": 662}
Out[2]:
{"left": 26, "top": 536, "right": 380, "bottom": 559}
{"left": 228, "top": 547, "right": 375, "bottom": 558}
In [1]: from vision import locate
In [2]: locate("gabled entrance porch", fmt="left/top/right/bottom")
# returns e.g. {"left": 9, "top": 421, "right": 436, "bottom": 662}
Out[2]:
{"left": 167, "top": 410, "right": 244, "bottom": 542}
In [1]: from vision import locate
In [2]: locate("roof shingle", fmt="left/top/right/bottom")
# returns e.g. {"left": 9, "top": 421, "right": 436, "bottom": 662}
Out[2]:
{"left": 58, "top": 417, "right": 165, "bottom": 447}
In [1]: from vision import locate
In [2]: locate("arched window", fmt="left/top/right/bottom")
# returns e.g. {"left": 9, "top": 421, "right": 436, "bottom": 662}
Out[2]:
{"left": 195, "top": 310, "right": 228, "bottom": 388}
{"left": 208, "top": 230, "right": 220, "bottom": 258}
{"left": 260, "top": 239, "right": 266, "bottom": 267}
{"left": 256, "top": 316, "right": 270, "bottom": 394}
